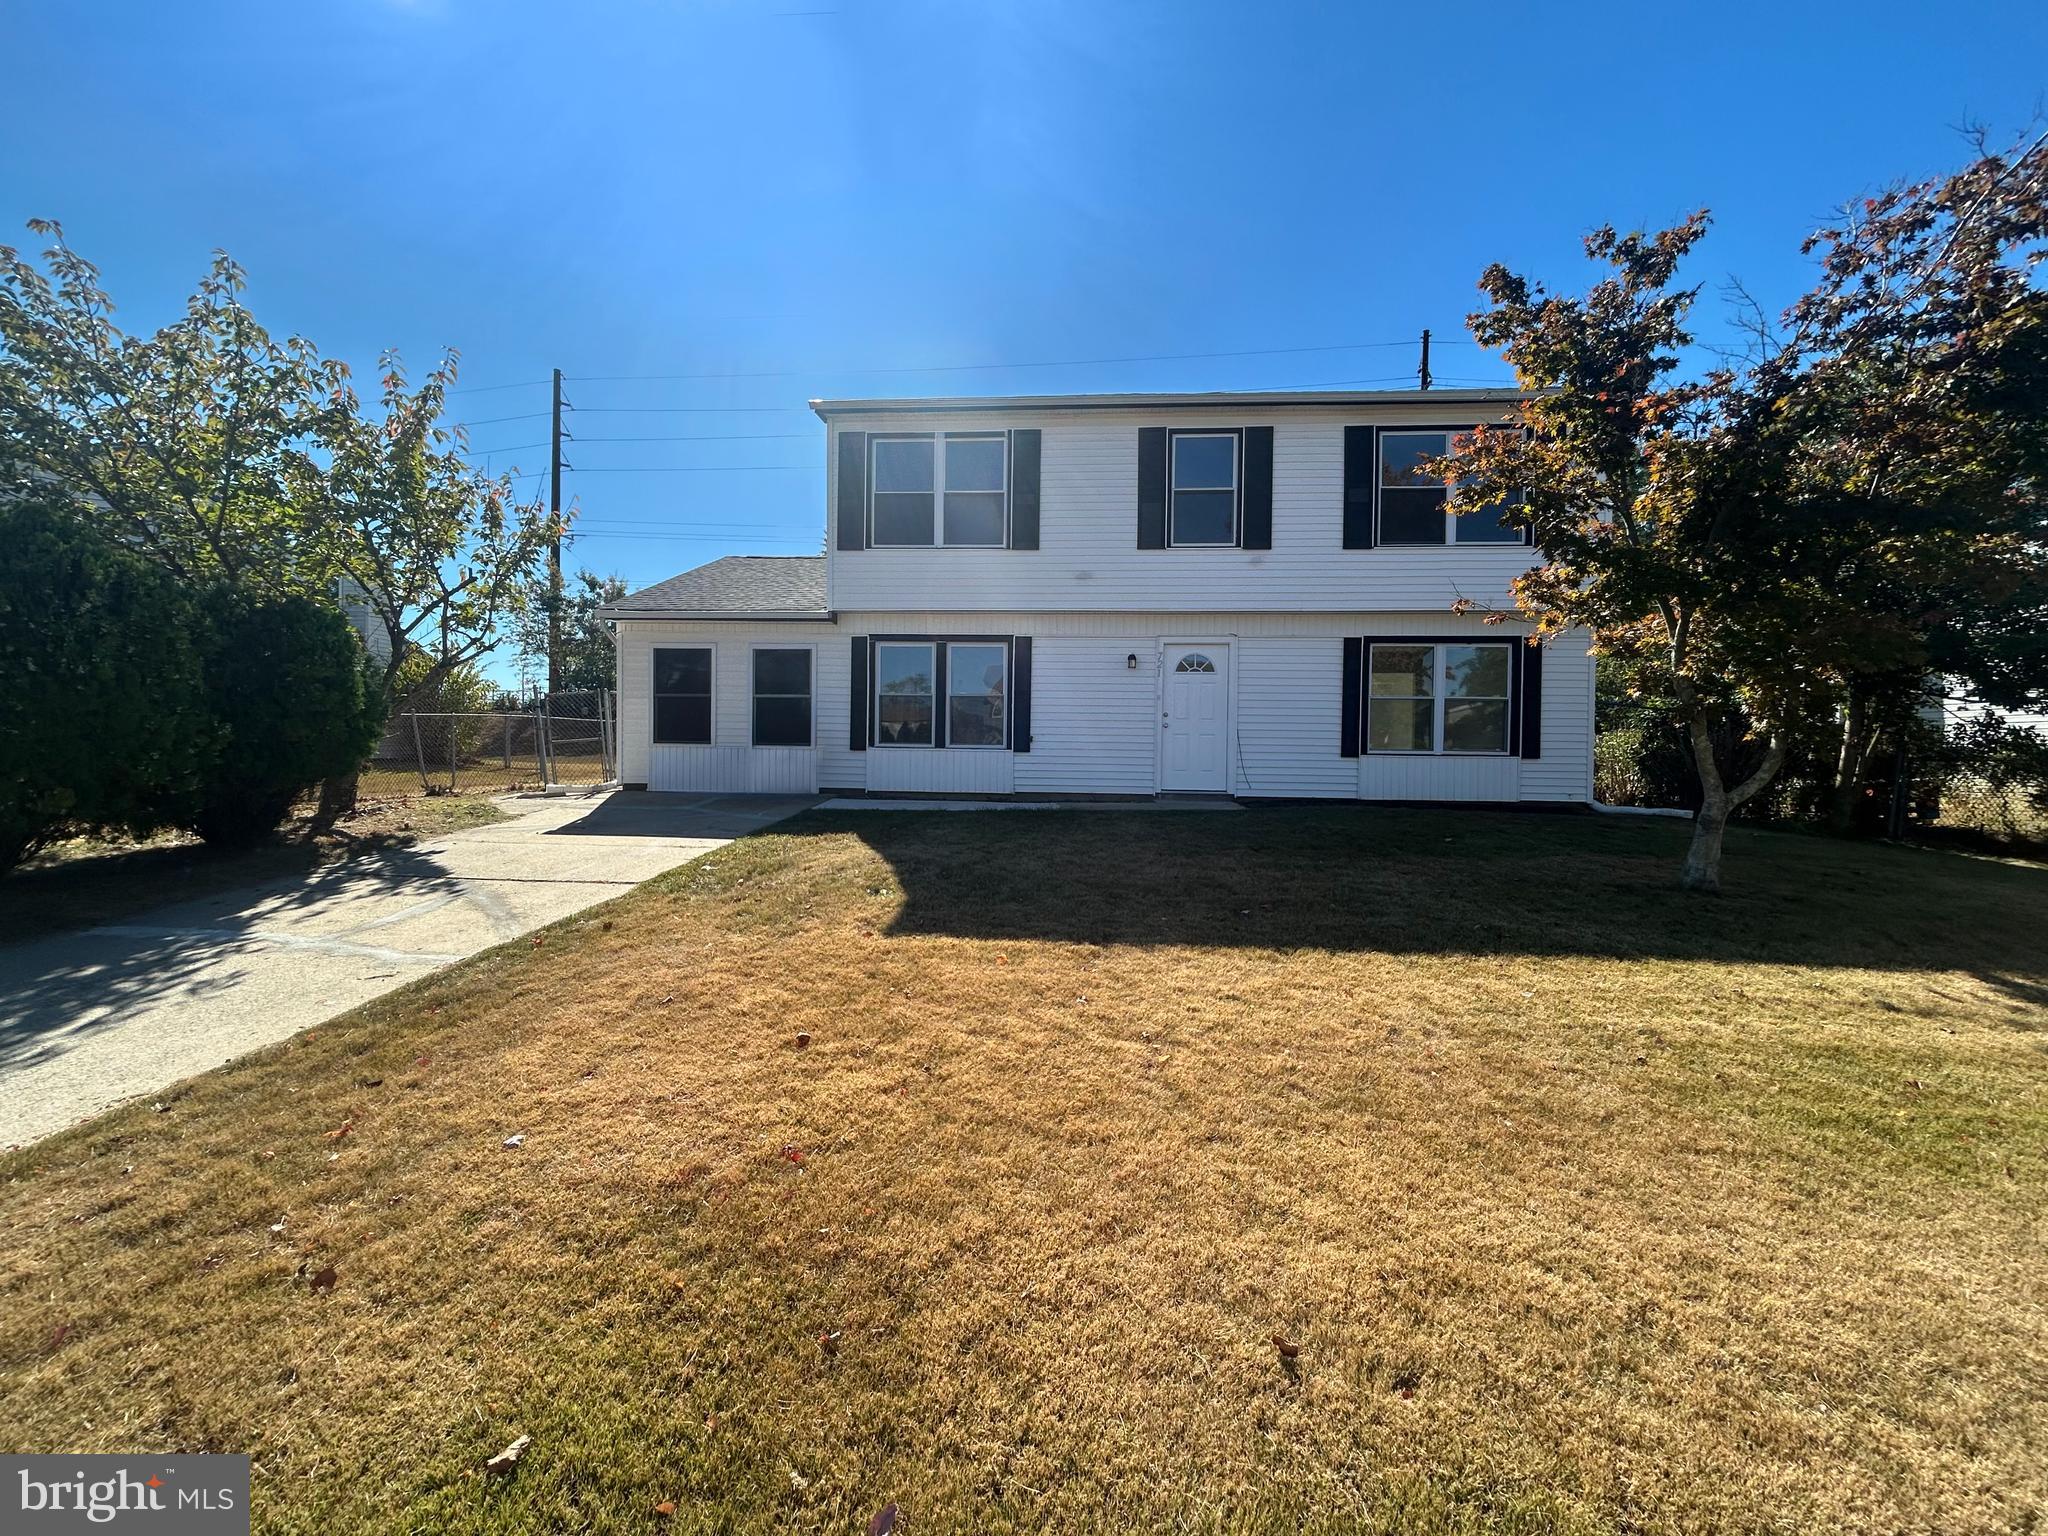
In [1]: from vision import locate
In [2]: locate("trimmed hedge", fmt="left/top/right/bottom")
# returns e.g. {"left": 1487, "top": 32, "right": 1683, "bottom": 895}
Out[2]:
{"left": 1, "top": 500, "right": 384, "bottom": 869}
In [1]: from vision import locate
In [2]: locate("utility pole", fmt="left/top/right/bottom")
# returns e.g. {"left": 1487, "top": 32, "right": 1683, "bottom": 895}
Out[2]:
{"left": 548, "top": 367, "right": 565, "bottom": 697}
{"left": 1418, "top": 328, "right": 1433, "bottom": 392}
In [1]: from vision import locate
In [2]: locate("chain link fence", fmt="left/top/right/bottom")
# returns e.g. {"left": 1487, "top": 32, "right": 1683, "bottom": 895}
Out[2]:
{"left": 357, "top": 689, "right": 617, "bottom": 798}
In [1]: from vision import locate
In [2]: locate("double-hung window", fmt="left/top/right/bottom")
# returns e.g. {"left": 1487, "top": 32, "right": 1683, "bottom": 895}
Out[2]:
{"left": 870, "top": 434, "right": 1008, "bottom": 547}
{"left": 874, "top": 642, "right": 937, "bottom": 745}
{"left": 872, "top": 639, "right": 1009, "bottom": 748}
{"left": 751, "top": 648, "right": 813, "bottom": 747}
{"left": 946, "top": 642, "right": 1007, "bottom": 746}
{"left": 1377, "top": 430, "right": 1524, "bottom": 545}
{"left": 652, "top": 647, "right": 713, "bottom": 745}
{"left": 1169, "top": 430, "right": 1238, "bottom": 545}
{"left": 1367, "top": 642, "right": 1512, "bottom": 754}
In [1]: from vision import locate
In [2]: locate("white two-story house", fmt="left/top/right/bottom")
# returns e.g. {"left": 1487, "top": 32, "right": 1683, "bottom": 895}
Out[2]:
{"left": 599, "top": 389, "right": 1594, "bottom": 804}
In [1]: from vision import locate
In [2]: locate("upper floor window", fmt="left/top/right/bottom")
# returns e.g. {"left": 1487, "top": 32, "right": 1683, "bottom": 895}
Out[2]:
{"left": 871, "top": 433, "right": 1007, "bottom": 548}
{"left": 1378, "top": 430, "right": 1524, "bottom": 546}
{"left": 1169, "top": 430, "right": 1238, "bottom": 546}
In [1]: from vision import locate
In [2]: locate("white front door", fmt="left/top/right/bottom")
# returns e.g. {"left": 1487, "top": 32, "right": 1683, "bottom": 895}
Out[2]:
{"left": 1160, "top": 644, "right": 1229, "bottom": 791}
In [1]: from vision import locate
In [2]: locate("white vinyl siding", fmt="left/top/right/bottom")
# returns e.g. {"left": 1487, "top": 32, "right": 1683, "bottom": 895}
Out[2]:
{"left": 828, "top": 410, "right": 1538, "bottom": 615}
{"left": 616, "top": 610, "right": 1593, "bottom": 804}
{"left": 616, "top": 620, "right": 842, "bottom": 793}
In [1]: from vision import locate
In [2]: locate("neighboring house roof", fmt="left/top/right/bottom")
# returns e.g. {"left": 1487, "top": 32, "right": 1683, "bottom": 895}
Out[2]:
{"left": 809, "top": 387, "right": 1530, "bottom": 418}
{"left": 600, "top": 555, "right": 829, "bottom": 620}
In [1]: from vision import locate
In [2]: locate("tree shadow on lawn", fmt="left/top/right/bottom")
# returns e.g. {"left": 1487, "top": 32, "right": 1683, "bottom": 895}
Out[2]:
{"left": 780, "top": 804, "right": 2048, "bottom": 991}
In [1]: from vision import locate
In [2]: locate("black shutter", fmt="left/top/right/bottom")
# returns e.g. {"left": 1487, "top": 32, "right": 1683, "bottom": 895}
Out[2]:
{"left": 1009, "top": 430, "right": 1041, "bottom": 550}
{"left": 1343, "top": 426, "right": 1376, "bottom": 549}
{"left": 1241, "top": 426, "right": 1273, "bottom": 549}
{"left": 836, "top": 431, "right": 867, "bottom": 551}
{"left": 1137, "top": 427, "right": 1168, "bottom": 548}
{"left": 932, "top": 643, "right": 949, "bottom": 749}
{"left": 1011, "top": 637, "right": 1033, "bottom": 752}
{"left": 1341, "top": 637, "right": 1364, "bottom": 758}
{"left": 849, "top": 636, "right": 868, "bottom": 751}
{"left": 1519, "top": 643, "right": 1544, "bottom": 759}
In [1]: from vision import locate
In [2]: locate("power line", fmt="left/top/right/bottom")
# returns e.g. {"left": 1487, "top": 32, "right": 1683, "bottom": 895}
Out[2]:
{"left": 565, "top": 536, "right": 819, "bottom": 548}
{"left": 569, "top": 406, "right": 806, "bottom": 415}
{"left": 447, "top": 378, "right": 553, "bottom": 396}
{"left": 566, "top": 431, "right": 815, "bottom": 443}
{"left": 502, "top": 464, "right": 819, "bottom": 478}
{"left": 566, "top": 337, "right": 1483, "bottom": 385}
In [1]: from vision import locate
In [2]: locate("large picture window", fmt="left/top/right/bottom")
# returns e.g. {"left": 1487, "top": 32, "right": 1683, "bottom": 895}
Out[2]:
{"left": 871, "top": 434, "right": 1008, "bottom": 547}
{"left": 1367, "top": 642, "right": 1512, "bottom": 754}
{"left": 751, "top": 648, "right": 813, "bottom": 747}
{"left": 1169, "top": 430, "right": 1238, "bottom": 545}
{"left": 1378, "top": 430, "right": 1524, "bottom": 546}
{"left": 652, "top": 647, "right": 713, "bottom": 745}
{"left": 871, "top": 638, "right": 1010, "bottom": 748}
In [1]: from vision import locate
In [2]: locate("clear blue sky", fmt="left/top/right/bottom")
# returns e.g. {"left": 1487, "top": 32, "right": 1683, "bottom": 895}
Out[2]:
{"left": 6, "top": 0, "right": 2044, "bottom": 680}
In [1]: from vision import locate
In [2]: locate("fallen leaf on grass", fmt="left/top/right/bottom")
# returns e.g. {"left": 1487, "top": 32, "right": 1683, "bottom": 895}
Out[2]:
{"left": 654, "top": 1501, "right": 677, "bottom": 1518}
{"left": 484, "top": 1434, "right": 530, "bottom": 1476}
{"left": 47, "top": 1322, "right": 73, "bottom": 1351}
{"left": 869, "top": 1503, "right": 899, "bottom": 1535}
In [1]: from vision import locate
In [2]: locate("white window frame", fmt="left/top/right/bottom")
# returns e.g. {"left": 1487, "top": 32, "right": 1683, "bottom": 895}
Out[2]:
{"left": 939, "top": 432, "right": 1009, "bottom": 548}
{"left": 651, "top": 644, "right": 715, "bottom": 747}
{"left": 748, "top": 643, "right": 815, "bottom": 749}
{"left": 868, "top": 433, "right": 1009, "bottom": 549}
{"left": 1366, "top": 641, "right": 1514, "bottom": 756}
{"left": 1375, "top": 428, "right": 1528, "bottom": 547}
{"left": 872, "top": 640, "right": 938, "bottom": 748}
{"left": 943, "top": 640, "right": 1009, "bottom": 751}
{"left": 1166, "top": 429, "right": 1240, "bottom": 547}
{"left": 869, "top": 639, "right": 1010, "bottom": 750}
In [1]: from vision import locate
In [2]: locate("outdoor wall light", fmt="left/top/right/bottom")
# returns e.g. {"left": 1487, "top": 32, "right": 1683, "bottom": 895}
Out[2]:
{"left": 1126, "top": 653, "right": 1138, "bottom": 669}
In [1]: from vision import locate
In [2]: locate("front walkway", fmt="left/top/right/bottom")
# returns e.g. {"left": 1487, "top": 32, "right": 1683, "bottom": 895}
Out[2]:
{"left": 0, "top": 791, "right": 813, "bottom": 1149}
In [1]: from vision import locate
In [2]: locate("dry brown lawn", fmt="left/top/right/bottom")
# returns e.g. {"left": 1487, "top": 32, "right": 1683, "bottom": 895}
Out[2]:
{"left": 1, "top": 806, "right": 2044, "bottom": 1534}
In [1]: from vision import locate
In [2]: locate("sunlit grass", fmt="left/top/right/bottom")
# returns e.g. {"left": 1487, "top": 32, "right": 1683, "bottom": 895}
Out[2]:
{"left": 2, "top": 808, "right": 2043, "bottom": 1533}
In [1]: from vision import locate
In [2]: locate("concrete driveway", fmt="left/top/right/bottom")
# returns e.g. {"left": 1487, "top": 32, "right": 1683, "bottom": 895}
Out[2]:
{"left": 0, "top": 791, "right": 814, "bottom": 1149}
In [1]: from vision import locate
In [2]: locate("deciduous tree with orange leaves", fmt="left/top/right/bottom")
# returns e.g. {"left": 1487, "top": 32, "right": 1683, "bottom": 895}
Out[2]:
{"left": 1445, "top": 134, "right": 2048, "bottom": 890}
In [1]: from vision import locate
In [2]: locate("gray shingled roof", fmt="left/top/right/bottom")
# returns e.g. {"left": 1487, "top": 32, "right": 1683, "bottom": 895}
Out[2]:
{"left": 600, "top": 555, "right": 828, "bottom": 617}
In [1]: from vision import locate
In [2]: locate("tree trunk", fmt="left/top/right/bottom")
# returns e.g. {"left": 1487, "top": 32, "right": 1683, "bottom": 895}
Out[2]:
{"left": 1677, "top": 699, "right": 1790, "bottom": 894}
{"left": 1680, "top": 801, "right": 1729, "bottom": 892}
{"left": 1828, "top": 689, "right": 1875, "bottom": 835}
{"left": 309, "top": 767, "right": 360, "bottom": 835}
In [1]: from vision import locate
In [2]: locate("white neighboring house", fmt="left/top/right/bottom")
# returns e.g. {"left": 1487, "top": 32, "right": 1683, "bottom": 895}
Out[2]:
{"left": 597, "top": 389, "right": 1596, "bottom": 803}
{"left": 335, "top": 575, "right": 395, "bottom": 669}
